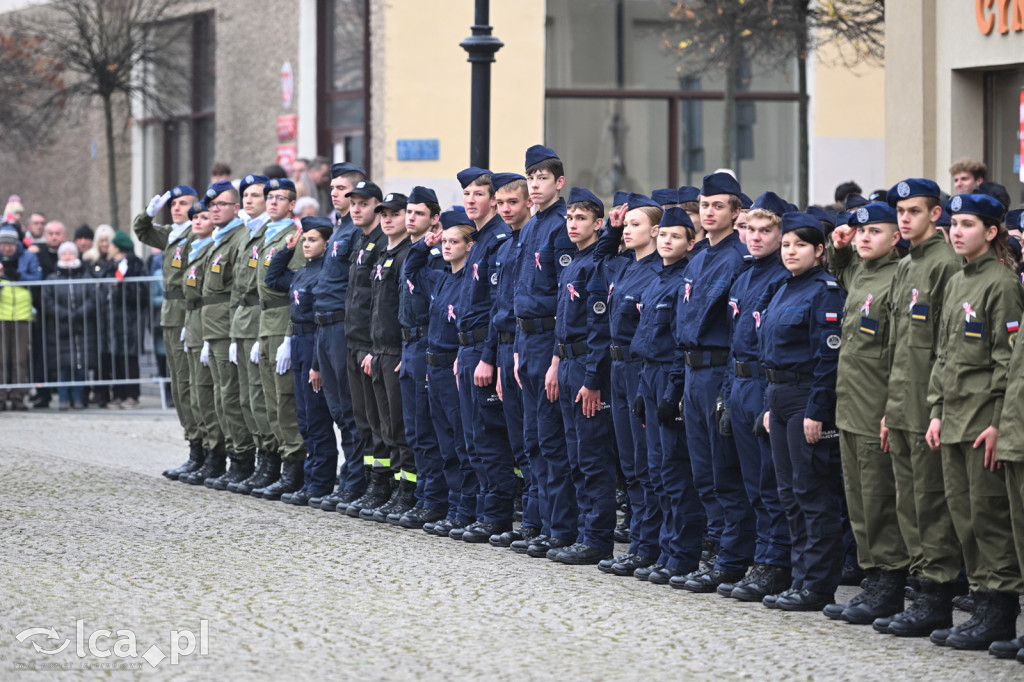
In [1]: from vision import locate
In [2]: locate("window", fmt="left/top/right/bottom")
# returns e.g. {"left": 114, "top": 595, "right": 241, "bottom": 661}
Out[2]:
{"left": 138, "top": 12, "right": 216, "bottom": 195}
{"left": 318, "top": 0, "right": 369, "bottom": 167}
{"left": 546, "top": 0, "right": 799, "bottom": 200}
{"left": 984, "top": 67, "right": 1024, "bottom": 204}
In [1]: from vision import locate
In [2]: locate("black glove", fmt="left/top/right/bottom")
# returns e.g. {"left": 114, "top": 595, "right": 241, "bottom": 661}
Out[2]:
{"left": 719, "top": 407, "right": 732, "bottom": 437}
{"left": 657, "top": 398, "right": 680, "bottom": 426}
{"left": 632, "top": 395, "right": 645, "bottom": 424}
{"left": 754, "top": 410, "right": 769, "bottom": 438}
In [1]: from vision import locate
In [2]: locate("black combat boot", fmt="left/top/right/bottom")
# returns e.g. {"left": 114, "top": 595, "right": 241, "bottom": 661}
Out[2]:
{"left": 260, "top": 458, "right": 305, "bottom": 501}
{"left": 164, "top": 440, "right": 204, "bottom": 480}
{"left": 346, "top": 472, "right": 393, "bottom": 518}
{"left": 931, "top": 592, "right": 986, "bottom": 646}
{"left": 842, "top": 569, "right": 907, "bottom": 624}
{"left": 250, "top": 451, "right": 282, "bottom": 498}
{"left": 385, "top": 480, "right": 418, "bottom": 525}
{"left": 946, "top": 591, "right": 1019, "bottom": 650}
{"left": 731, "top": 564, "right": 792, "bottom": 602}
{"left": 363, "top": 479, "right": 403, "bottom": 522}
{"left": 885, "top": 579, "right": 955, "bottom": 637}
{"left": 183, "top": 448, "right": 225, "bottom": 485}
{"left": 230, "top": 450, "right": 266, "bottom": 494}
{"left": 824, "top": 569, "right": 881, "bottom": 620}
{"left": 213, "top": 450, "right": 255, "bottom": 491}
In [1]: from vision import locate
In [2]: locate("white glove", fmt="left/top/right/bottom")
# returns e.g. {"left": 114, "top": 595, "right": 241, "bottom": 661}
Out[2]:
{"left": 229, "top": 342, "right": 238, "bottom": 365}
{"left": 146, "top": 191, "right": 172, "bottom": 218}
{"left": 200, "top": 341, "right": 210, "bottom": 367}
{"left": 183, "top": 341, "right": 188, "bottom": 353}
{"left": 180, "top": 327, "right": 186, "bottom": 342}
{"left": 250, "top": 340, "right": 260, "bottom": 364}
{"left": 275, "top": 337, "right": 292, "bottom": 375}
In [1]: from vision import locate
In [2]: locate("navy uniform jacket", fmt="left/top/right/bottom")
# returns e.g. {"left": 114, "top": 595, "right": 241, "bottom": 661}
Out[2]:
{"left": 370, "top": 237, "right": 411, "bottom": 354}
{"left": 406, "top": 240, "right": 464, "bottom": 355}
{"left": 757, "top": 265, "right": 846, "bottom": 423}
{"left": 399, "top": 241, "right": 446, "bottom": 331}
{"left": 345, "top": 224, "right": 387, "bottom": 352}
{"left": 632, "top": 258, "right": 691, "bottom": 364}
{"left": 607, "top": 251, "right": 660, "bottom": 349}
{"left": 487, "top": 232, "right": 520, "bottom": 342}
{"left": 512, "top": 198, "right": 573, "bottom": 349}
{"left": 722, "top": 252, "right": 789, "bottom": 401}
{"left": 459, "top": 213, "right": 512, "bottom": 364}
{"left": 288, "top": 256, "right": 324, "bottom": 326}
{"left": 666, "top": 230, "right": 750, "bottom": 401}
{"left": 313, "top": 213, "right": 358, "bottom": 314}
{"left": 555, "top": 240, "right": 611, "bottom": 389}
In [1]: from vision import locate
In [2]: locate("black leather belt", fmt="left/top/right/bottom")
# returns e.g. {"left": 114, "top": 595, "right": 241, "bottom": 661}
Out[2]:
{"left": 609, "top": 345, "right": 633, "bottom": 362}
{"left": 260, "top": 298, "right": 290, "bottom": 311}
{"left": 557, "top": 341, "right": 587, "bottom": 359}
{"left": 426, "top": 351, "right": 457, "bottom": 367}
{"left": 315, "top": 310, "right": 345, "bottom": 326}
{"left": 684, "top": 349, "right": 730, "bottom": 369}
{"left": 290, "top": 322, "right": 316, "bottom": 335}
{"left": 185, "top": 299, "right": 203, "bottom": 311}
{"left": 239, "top": 294, "right": 259, "bottom": 307}
{"left": 765, "top": 368, "right": 813, "bottom": 384}
{"left": 734, "top": 361, "right": 761, "bottom": 378}
{"left": 402, "top": 326, "right": 427, "bottom": 341}
{"left": 202, "top": 293, "right": 230, "bottom": 305}
{"left": 457, "top": 326, "right": 489, "bottom": 346}
{"left": 165, "top": 290, "right": 185, "bottom": 300}
{"left": 517, "top": 316, "right": 556, "bottom": 333}
{"left": 498, "top": 331, "right": 516, "bottom": 344}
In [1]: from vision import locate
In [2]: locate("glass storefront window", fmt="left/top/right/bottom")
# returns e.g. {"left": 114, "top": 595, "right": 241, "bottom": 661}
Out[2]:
{"left": 985, "top": 67, "right": 1024, "bottom": 204}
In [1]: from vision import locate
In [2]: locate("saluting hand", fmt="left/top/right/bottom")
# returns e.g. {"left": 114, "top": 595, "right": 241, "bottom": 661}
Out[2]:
{"left": 424, "top": 227, "right": 442, "bottom": 248}
{"left": 974, "top": 426, "right": 1002, "bottom": 471}
{"left": 608, "top": 203, "right": 628, "bottom": 229}
{"left": 831, "top": 225, "right": 855, "bottom": 249}
{"left": 285, "top": 231, "right": 300, "bottom": 250}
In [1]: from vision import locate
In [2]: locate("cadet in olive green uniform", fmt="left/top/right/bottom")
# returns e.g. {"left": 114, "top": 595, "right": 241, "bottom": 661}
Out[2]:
{"left": 253, "top": 178, "right": 307, "bottom": 500}
{"left": 228, "top": 174, "right": 276, "bottom": 495}
{"left": 199, "top": 180, "right": 257, "bottom": 488}
{"left": 880, "top": 178, "right": 964, "bottom": 637}
{"left": 825, "top": 202, "right": 907, "bottom": 626}
{"left": 178, "top": 202, "right": 228, "bottom": 485}
{"left": 925, "top": 193, "right": 1023, "bottom": 651}
{"left": 133, "top": 185, "right": 202, "bottom": 478}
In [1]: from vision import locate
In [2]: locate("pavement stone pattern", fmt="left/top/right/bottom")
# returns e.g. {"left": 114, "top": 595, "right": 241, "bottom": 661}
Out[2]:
{"left": 2, "top": 400, "right": 1023, "bottom": 680}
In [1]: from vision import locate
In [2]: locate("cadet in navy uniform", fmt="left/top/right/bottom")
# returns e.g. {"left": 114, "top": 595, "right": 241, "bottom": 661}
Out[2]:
{"left": 594, "top": 193, "right": 662, "bottom": 576}
{"left": 719, "top": 192, "right": 793, "bottom": 602}
{"left": 265, "top": 217, "right": 337, "bottom": 505}
{"left": 311, "top": 162, "right": 368, "bottom": 511}
{"left": 667, "top": 172, "right": 755, "bottom": 593}
{"left": 758, "top": 212, "right": 847, "bottom": 611}
{"left": 362, "top": 192, "right": 415, "bottom": 522}
{"left": 395, "top": 186, "right": 448, "bottom": 529}
{"left": 629, "top": 207, "right": 705, "bottom": 584}
{"left": 486, "top": 172, "right": 540, "bottom": 547}
{"left": 652, "top": 188, "right": 679, "bottom": 211}
{"left": 454, "top": 167, "right": 517, "bottom": 543}
{"left": 510, "top": 145, "right": 579, "bottom": 559}
{"left": 548, "top": 187, "right": 616, "bottom": 564}
{"left": 340, "top": 181, "right": 391, "bottom": 518}
{"left": 405, "top": 212, "right": 480, "bottom": 537}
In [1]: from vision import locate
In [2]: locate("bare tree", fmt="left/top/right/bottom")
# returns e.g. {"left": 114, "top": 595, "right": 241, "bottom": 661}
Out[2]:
{"left": 0, "top": 32, "right": 67, "bottom": 147}
{"left": 7, "top": 0, "right": 190, "bottom": 230}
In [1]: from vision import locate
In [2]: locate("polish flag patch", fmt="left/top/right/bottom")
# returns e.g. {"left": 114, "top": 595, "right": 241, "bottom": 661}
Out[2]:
{"left": 1008, "top": 321, "right": 1019, "bottom": 333}
{"left": 825, "top": 312, "right": 838, "bottom": 323}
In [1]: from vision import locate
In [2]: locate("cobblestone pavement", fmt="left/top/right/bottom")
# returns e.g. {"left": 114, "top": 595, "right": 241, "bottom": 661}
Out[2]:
{"left": 2, "top": 401, "right": 1023, "bottom": 680}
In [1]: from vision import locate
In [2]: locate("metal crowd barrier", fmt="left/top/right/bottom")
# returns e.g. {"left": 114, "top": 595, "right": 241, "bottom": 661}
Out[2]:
{"left": 0, "top": 275, "right": 172, "bottom": 409}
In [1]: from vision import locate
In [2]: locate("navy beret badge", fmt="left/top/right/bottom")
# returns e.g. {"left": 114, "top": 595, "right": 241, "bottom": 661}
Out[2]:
{"left": 897, "top": 181, "right": 910, "bottom": 198}
{"left": 951, "top": 196, "right": 962, "bottom": 212}
{"left": 205, "top": 188, "right": 216, "bottom": 199}
{"left": 856, "top": 207, "right": 869, "bottom": 224}
{"left": 269, "top": 179, "right": 280, "bottom": 189}
{"left": 245, "top": 174, "right": 254, "bottom": 184}
{"left": 171, "top": 188, "right": 182, "bottom": 197}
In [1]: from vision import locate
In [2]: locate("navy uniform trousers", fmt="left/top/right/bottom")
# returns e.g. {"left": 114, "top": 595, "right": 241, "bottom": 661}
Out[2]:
{"left": 401, "top": 337, "right": 446, "bottom": 511}
{"left": 610, "top": 356, "right": 651, "bottom": 558}
{"left": 316, "top": 320, "right": 365, "bottom": 495}
{"left": 498, "top": 341, "right": 540, "bottom": 531}
{"left": 293, "top": 330, "right": 338, "bottom": 494}
{"left": 427, "top": 360, "right": 477, "bottom": 522}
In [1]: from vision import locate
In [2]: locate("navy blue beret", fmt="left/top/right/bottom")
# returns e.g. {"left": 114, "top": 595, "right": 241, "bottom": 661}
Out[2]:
{"left": 626, "top": 193, "right": 660, "bottom": 211}
{"left": 263, "top": 178, "right": 297, "bottom": 196}
{"left": 491, "top": 173, "right": 525, "bottom": 192}
{"left": 660, "top": 207, "right": 693, "bottom": 229}
{"left": 784, "top": 211, "right": 824, "bottom": 235}
{"left": 457, "top": 167, "right": 490, "bottom": 189}
{"left": 886, "top": 178, "right": 940, "bottom": 207}
{"left": 651, "top": 188, "right": 678, "bottom": 206}
{"left": 440, "top": 210, "right": 474, "bottom": 230}
{"left": 300, "top": 216, "right": 333, "bottom": 233}
{"left": 170, "top": 185, "right": 197, "bottom": 199}
{"left": 408, "top": 186, "right": 438, "bottom": 205}
{"left": 750, "top": 191, "right": 787, "bottom": 217}
{"left": 936, "top": 209, "right": 951, "bottom": 227}
{"left": 740, "top": 193, "right": 753, "bottom": 209}
{"left": 806, "top": 205, "right": 836, "bottom": 225}
{"left": 849, "top": 202, "right": 898, "bottom": 226}
{"left": 845, "top": 194, "right": 869, "bottom": 210}
{"left": 204, "top": 180, "right": 235, "bottom": 201}
{"left": 1003, "top": 208, "right": 1023, "bottom": 230}
{"left": 524, "top": 144, "right": 559, "bottom": 171}
{"left": 188, "top": 201, "right": 207, "bottom": 219}
{"left": 330, "top": 162, "right": 366, "bottom": 179}
{"left": 612, "top": 191, "right": 629, "bottom": 207}
{"left": 567, "top": 187, "right": 603, "bottom": 213}
{"left": 700, "top": 172, "right": 741, "bottom": 198}
{"left": 239, "top": 174, "right": 268, "bottom": 196}
{"left": 946, "top": 193, "right": 1005, "bottom": 222}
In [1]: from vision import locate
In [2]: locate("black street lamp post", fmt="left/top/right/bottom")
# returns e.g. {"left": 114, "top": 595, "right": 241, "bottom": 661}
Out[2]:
{"left": 459, "top": 0, "right": 504, "bottom": 169}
